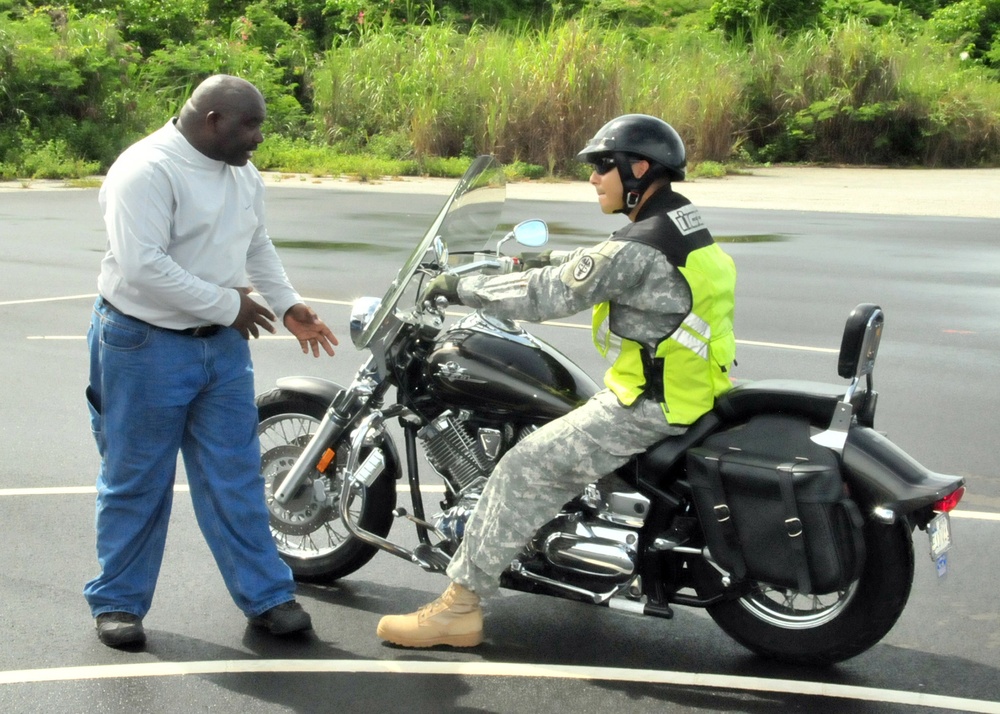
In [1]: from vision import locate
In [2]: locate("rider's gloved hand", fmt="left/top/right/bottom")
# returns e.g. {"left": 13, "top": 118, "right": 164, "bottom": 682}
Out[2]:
{"left": 422, "top": 273, "right": 462, "bottom": 305}
{"left": 519, "top": 250, "right": 552, "bottom": 270}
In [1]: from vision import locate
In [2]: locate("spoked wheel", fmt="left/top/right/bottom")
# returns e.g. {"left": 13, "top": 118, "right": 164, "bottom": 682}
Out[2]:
{"left": 257, "top": 388, "right": 396, "bottom": 583}
{"left": 697, "top": 519, "right": 915, "bottom": 665}
{"left": 734, "top": 581, "right": 859, "bottom": 630}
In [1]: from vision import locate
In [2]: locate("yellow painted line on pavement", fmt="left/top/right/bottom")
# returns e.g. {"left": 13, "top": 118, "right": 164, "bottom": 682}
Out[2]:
{"left": 0, "top": 659, "right": 997, "bottom": 712}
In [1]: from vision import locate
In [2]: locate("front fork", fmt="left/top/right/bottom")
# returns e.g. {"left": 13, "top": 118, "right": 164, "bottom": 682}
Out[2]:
{"left": 271, "top": 359, "right": 380, "bottom": 506}
{"left": 270, "top": 357, "right": 453, "bottom": 572}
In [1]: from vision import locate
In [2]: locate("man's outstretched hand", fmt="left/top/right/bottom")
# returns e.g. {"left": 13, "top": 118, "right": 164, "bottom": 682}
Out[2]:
{"left": 283, "top": 303, "right": 339, "bottom": 357}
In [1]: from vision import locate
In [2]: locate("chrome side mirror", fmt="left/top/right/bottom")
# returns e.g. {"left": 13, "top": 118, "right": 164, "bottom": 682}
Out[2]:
{"left": 496, "top": 219, "right": 548, "bottom": 255}
{"left": 432, "top": 234, "right": 449, "bottom": 268}
{"left": 513, "top": 219, "right": 548, "bottom": 248}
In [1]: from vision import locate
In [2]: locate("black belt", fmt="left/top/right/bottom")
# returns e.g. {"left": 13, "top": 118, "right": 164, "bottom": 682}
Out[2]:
{"left": 100, "top": 298, "right": 224, "bottom": 338}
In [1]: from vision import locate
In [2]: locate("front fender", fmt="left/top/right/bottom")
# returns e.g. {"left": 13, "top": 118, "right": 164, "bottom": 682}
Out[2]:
{"left": 842, "top": 426, "right": 964, "bottom": 521}
{"left": 275, "top": 376, "right": 344, "bottom": 404}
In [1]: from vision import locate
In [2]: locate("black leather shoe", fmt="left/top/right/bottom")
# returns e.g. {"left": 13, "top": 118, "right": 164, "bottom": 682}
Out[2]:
{"left": 95, "top": 612, "right": 146, "bottom": 648}
{"left": 248, "top": 600, "right": 312, "bottom": 635}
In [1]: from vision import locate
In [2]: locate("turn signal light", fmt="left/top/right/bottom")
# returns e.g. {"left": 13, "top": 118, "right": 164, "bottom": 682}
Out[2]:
{"left": 316, "top": 448, "right": 336, "bottom": 473}
{"left": 933, "top": 486, "right": 965, "bottom": 513}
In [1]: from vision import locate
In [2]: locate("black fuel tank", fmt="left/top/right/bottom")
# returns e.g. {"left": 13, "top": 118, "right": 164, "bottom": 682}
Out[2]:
{"left": 425, "top": 314, "right": 600, "bottom": 419}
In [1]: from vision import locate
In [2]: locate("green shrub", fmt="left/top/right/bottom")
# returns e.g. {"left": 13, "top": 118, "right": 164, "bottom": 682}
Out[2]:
{"left": 820, "top": 0, "right": 921, "bottom": 29}
{"left": 15, "top": 136, "right": 101, "bottom": 178}
{"left": 689, "top": 160, "right": 728, "bottom": 177}
{"left": 709, "top": 0, "right": 824, "bottom": 38}
{"left": 0, "top": 8, "right": 152, "bottom": 169}
{"left": 579, "top": 0, "right": 712, "bottom": 27}
{"left": 504, "top": 160, "right": 547, "bottom": 180}
{"left": 2, "top": 1, "right": 1000, "bottom": 177}
{"left": 71, "top": 0, "right": 212, "bottom": 54}
{"left": 138, "top": 36, "right": 311, "bottom": 137}
{"left": 927, "top": 0, "right": 1000, "bottom": 66}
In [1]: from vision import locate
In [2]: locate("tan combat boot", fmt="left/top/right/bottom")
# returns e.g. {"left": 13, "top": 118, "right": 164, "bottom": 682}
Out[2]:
{"left": 377, "top": 582, "right": 483, "bottom": 648}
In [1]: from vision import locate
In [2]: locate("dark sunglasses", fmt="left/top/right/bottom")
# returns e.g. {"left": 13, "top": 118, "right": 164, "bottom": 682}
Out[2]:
{"left": 591, "top": 156, "right": 640, "bottom": 176}
{"left": 591, "top": 157, "right": 618, "bottom": 175}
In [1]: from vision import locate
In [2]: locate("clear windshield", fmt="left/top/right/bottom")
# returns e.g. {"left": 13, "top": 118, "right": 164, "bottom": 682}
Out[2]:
{"left": 354, "top": 155, "right": 507, "bottom": 349}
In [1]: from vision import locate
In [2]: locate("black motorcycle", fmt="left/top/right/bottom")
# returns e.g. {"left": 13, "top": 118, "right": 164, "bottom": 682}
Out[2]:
{"left": 256, "top": 156, "right": 965, "bottom": 665}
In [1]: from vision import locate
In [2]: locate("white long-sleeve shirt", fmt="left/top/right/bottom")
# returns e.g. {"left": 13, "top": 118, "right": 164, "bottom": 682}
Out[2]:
{"left": 97, "top": 120, "right": 300, "bottom": 330}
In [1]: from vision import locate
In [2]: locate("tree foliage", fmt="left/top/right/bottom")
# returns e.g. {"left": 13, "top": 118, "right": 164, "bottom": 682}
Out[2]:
{"left": 1, "top": 0, "right": 999, "bottom": 178}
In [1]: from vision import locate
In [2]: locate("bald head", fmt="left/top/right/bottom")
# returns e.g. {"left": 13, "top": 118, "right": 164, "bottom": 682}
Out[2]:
{"left": 176, "top": 74, "right": 266, "bottom": 166}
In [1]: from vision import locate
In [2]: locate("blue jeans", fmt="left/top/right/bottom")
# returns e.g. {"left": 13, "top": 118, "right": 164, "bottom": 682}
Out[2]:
{"left": 84, "top": 299, "right": 296, "bottom": 618}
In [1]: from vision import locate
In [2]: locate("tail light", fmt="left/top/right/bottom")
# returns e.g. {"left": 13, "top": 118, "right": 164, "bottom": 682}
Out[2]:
{"left": 933, "top": 486, "right": 965, "bottom": 513}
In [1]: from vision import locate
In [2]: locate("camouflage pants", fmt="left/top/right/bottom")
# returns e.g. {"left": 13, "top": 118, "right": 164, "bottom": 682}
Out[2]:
{"left": 446, "top": 389, "right": 687, "bottom": 597}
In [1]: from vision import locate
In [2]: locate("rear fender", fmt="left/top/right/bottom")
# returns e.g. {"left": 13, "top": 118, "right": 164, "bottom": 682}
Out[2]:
{"left": 842, "top": 426, "right": 964, "bottom": 526}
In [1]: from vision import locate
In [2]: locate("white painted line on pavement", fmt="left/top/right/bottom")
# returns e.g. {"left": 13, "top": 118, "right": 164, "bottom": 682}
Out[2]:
{"left": 951, "top": 510, "right": 1000, "bottom": 521}
{"left": 0, "top": 294, "right": 98, "bottom": 306}
{"left": 0, "top": 659, "right": 997, "bottom": 712}
{"left": 25, "top": 332, "right": 842, "bottom": 353}
{"left": 0, "top": 484, "right": 447, "bottom": 497}
{"left": 0, "top": 488, "right": 992, "bottom": 518}
{"left": 17, "top": 294, "right": 838, "bottom": 353}
{"left": 2, "top": 486, "right": 993, "bottom": 518}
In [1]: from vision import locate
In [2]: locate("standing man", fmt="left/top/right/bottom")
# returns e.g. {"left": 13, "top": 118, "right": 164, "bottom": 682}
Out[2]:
{"left": 85, "top": 74, "right": 338, "bottom": 648}
{"left": 377, "top": 114, "right": 737, "bottom": 648}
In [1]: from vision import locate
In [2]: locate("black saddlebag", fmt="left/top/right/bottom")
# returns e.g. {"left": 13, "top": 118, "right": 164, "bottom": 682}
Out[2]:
{"left": 686, "top": 414, "right": 865, "bottom": 594}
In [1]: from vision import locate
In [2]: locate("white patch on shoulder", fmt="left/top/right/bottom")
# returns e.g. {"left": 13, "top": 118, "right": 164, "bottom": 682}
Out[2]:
{"left": 667, "top": 205, "right": 705, "bottom": 236}
{"left": 573, "top": 255, "right": 595, "bottom": 281}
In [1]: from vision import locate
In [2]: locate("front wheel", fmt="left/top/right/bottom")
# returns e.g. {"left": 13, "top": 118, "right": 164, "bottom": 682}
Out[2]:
{"left": 256, "top": 388, "right": 397, "bottom": 583}
{"left": 698, "top": 519, "right": 915, "bottom": 665}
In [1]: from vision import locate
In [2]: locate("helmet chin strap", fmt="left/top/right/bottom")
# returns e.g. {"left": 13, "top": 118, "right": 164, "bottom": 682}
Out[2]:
{"left": 613, "top": 152, "right": 655, "bottom": 214}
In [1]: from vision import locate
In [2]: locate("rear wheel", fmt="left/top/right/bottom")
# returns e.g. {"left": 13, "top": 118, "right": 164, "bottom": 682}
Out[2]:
{"left": 698, "top": 519, "right": 914, "bottom": 665}
{"left": 257, "top": 388, "right": 396, "bottom": 583}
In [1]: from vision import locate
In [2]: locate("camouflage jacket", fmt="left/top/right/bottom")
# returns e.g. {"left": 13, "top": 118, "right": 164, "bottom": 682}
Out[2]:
{"left": 457, "top": 189, "right": 703, "bottom": 352}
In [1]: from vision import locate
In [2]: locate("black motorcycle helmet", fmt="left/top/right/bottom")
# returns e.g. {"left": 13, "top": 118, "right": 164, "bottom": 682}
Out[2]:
{"left": 577, "top": 114, "right": 686, "bottom": 212}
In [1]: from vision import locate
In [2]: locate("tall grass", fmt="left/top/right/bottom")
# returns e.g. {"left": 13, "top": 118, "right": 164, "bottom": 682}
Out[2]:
{"left": 308, "top": 15, "right": 1000, "bottom": 173}
{"left": 627, "top": 26, "right": 747, "bottom": 163}
{"left": 311, "top": 18, "right": 630, "bottom": 174}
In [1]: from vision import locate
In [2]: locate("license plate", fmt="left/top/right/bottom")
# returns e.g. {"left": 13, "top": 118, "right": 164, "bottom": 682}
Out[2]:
{"left": 928, "top": 512, "right": 952, "bottom": 557}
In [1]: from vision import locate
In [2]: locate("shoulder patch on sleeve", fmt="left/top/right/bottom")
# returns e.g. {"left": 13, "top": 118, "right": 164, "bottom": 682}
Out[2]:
{"left": 573, "top": 255, "right": 595, "bottom": 281}
{"left": 560, "top": 242, "right": 627, "bottom": 288}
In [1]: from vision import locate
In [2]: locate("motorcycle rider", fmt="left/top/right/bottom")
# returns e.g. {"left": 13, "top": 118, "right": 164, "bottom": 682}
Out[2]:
{"left": 377, "top": 114, "right": 737, "bottom": 648}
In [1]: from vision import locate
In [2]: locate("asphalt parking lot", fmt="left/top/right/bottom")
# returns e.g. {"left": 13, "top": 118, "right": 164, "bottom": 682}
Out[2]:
{"left": 1, "top": 174, "right": 999, "bottom": 713}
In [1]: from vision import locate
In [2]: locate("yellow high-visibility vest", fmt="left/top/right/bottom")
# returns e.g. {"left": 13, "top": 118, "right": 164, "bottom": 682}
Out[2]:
{"left": 592, "top": 194, "right": 736, "bottom": 425}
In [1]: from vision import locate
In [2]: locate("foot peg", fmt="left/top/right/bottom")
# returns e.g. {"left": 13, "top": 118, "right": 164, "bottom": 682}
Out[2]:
{"left": 413, "top": 543, "right": 452, "bottom": 572}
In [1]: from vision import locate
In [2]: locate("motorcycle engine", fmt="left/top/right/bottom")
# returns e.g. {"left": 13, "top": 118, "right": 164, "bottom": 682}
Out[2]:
{"left": 419, "top": 410, "right": 534, "bottom": 547}
{"left": 419, "top": 412, "right": 650, "bottom": 581}
{"left": 532, "top": 474, "right": 651, "bottom": 580}
{"left": 418, "top": 410, "right": 532, "bottom": 491}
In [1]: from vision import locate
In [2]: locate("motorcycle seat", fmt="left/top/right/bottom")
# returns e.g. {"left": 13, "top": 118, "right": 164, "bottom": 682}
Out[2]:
{"left": 713, "top": 379, "right": 847, "bottom": 426}
{"left": 635, "top": 380, "right": 849, "bottom": 485}
{"left": 638, "top": 412, "right": 722, "bottom": 477}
